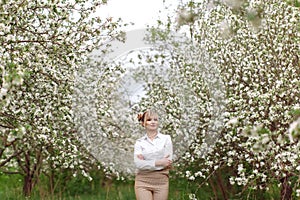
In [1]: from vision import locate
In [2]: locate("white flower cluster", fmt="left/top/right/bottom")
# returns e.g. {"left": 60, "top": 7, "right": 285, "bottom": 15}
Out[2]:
{"left": 0, "top": 0, "right": 123, "bottom": 186}
{"left": 169, "top": 0, "right": 300, "bottom": 197}
{"left": 189, "top": 193, "right": 198, "bottom": 200}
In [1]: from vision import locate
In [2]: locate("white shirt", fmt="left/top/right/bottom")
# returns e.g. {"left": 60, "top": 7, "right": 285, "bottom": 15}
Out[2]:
{"left": 134, "top": 133, "right": 173, "bottom": 172}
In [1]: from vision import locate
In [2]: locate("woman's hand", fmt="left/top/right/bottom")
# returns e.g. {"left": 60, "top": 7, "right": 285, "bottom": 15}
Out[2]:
{"left": 155, "top": 155, "right": 172, "bottom": 168}
{"left": 137, "top": 154, "right": 144, "bottom": 160}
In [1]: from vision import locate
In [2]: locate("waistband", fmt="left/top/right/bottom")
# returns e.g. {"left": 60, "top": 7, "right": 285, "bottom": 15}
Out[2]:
{"left": 136, "top": 168, "right": 169, "bottom": 175}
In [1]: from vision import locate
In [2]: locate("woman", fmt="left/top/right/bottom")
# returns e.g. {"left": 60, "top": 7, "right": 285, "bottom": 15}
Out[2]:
{"left": 134, "top": 110, "right": 173, "bottom": 200}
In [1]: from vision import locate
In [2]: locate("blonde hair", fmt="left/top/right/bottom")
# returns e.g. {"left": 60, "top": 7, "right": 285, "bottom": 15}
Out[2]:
{"left": 137, "top": 110, "right": 158, "bottom": 126}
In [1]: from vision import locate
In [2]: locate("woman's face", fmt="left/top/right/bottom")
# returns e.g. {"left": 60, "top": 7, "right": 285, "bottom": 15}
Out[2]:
{"left": 143, "top": 114, "right": 158, "bottom": 131}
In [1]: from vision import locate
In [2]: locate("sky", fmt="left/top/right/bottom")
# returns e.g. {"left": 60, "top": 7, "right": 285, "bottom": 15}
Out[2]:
{"left": 96, "top": 0, "right": 183, "bottom": 62}
{"left": 96, "top": 0, "right": 182, "bottom": 104}
{"left": 97, "top": 0, "right": 177, "bottom": 30}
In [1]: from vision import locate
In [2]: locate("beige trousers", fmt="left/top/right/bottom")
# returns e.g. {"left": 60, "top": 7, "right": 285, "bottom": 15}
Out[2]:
{"left": 134, "top": 169, "right": 169, "bottom": 200}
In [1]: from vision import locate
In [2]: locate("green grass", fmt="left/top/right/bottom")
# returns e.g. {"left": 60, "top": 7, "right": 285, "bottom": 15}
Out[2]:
{"left": 0, "top": 172, "right": 283, "bottom": 200}
{"left": 0, "top": 172, "right": 205, "bottom": 200}
{"left": 0, "top": 173, "right": 24, "bottom": 200}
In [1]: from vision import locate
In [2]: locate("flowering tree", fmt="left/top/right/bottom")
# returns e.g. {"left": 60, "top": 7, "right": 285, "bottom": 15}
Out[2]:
{"left": 171, "top": 0, "right": 300, "bottom": 199}
{"left": 133, "top": 0, "right": 300, "bottom": 199}
{"left": 0, "top": 0, "right": 122, "bottom": 196}
{"left": 70, "top": 0, "right": 298, "bottom": 199}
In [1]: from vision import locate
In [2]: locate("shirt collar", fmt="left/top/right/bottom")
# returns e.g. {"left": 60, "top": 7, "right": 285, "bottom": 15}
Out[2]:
{"left": 143, "top": 132, "right": 161, "bottom": 140}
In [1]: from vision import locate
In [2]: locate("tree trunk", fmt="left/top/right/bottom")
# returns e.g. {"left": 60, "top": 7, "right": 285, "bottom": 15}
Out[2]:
{"left": 48, "top": 169, "right": 55, "bottom": 196}
{"left": 23, "top": 173, "right": 34, "bottom": 197}
{"left": 280, "top": 176, "right": 292, "bottom": 200}
{"left": 20, "top": 148, "right": 43, "bottom": 197}
{"left": 208, "top": 178, "right": 218, "bottom": 199}
{"left": 23, "top": 150, "right": 34, "bottom": 197}
{"left": 216, "top": 171, "right": 228, "bottom": 200}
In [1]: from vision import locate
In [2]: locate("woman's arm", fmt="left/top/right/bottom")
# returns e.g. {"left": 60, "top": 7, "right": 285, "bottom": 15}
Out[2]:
{"left": 133, "top": 136, "right": 173, "bottom": 170}
{"left": 134, "top": 153, "right": 157, "bottom": 170}
{"left": 134, "top": 154, "right": 172, "bottom": 170}
{"left": 134, "top": 142, "right": 158, "bottom": 170}
{"left": 165, "top": 135, "right": 173, "bottom": 160}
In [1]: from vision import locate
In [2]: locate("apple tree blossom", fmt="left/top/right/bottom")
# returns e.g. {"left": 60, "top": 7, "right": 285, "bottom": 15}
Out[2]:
{"left": 0, "top": 0, "right": 123, "bottom": 196}
{"left": 137, "top": 0, "right": 299, "bottom": 199}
